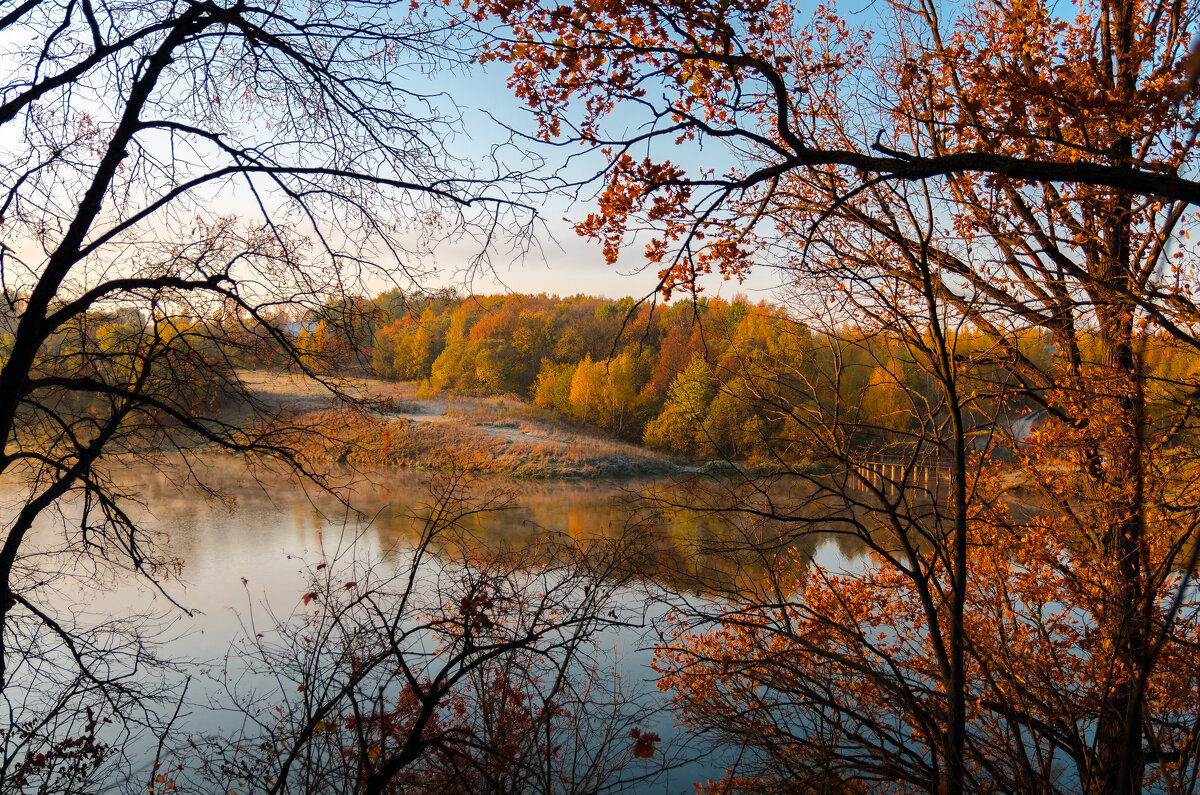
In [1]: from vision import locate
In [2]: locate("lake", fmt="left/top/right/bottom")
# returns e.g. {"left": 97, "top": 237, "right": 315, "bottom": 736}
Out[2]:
{"left": 2, "top": 456, "right": 859, "bottom": 793}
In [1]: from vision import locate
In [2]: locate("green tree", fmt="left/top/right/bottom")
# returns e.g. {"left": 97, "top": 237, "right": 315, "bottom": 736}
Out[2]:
{"left": 644, "top": 357, "right": 716, "bottom": 455}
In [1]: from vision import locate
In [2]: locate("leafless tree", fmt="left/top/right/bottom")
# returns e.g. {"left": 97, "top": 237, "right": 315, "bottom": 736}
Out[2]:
{"left": 0, "top": 0, "right": 533, "bottom": 783}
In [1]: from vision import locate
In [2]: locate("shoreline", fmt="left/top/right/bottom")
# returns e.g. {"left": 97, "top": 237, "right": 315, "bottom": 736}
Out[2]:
{"left": 236, "top": 370, "right": 688, "bottom": 480}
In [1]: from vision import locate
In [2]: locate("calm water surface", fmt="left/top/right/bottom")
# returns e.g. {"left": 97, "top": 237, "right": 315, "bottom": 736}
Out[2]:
{"left": 7, "top": 457, "right": 859, "bottom": 792}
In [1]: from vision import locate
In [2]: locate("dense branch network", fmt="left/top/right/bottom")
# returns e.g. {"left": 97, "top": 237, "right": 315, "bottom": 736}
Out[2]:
{"left": 0, "top": 0, "right": 534, "bottom": 784}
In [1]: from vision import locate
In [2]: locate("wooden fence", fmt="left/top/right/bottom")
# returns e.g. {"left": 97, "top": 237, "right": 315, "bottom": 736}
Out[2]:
{"left": 851, "top": 459, "right": 952, "bottom": 494}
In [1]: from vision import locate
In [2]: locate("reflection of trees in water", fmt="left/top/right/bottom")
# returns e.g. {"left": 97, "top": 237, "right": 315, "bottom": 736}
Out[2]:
{"left": 360, "top": 471, "right": 872, "bottom": 597}
{"left": 6, "top": 463, "right": 690, "bottom": 792}
{"left": 181, "top": 471, "right": 675, "bottom": 794}
{"left": 6, "top": 459, "right": 886, "bottom": 790}
{"left": 50, "top": 459, "right": 878, "bottom": 601}
{"left": 633, "top": 475, "right": 875, "bottom": 599}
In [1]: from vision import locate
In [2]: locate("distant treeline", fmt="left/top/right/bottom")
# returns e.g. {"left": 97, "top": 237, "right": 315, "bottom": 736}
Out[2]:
{"left": 13, "top": 291, "right": 1200, "bottom": 461}
{"left": 325, "top": 291, "right": 1200, "bottom": 460}
{"left": 363, "top": 292, "right": 804, "bottom": 459}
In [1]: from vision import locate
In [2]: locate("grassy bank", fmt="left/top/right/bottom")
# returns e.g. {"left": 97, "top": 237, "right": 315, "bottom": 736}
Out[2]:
{"left": 240, "top": 372, "right": 683, "bottom": 478}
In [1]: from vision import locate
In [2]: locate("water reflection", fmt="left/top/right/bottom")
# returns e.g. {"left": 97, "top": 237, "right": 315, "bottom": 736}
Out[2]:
{"left": 2, "top": 456, "right": 876, "bottom": 792}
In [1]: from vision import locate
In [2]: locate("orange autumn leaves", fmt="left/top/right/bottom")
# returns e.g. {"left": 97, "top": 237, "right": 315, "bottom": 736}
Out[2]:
{"left": 473, "top": 0, "right": 868, "bottom": 295}
{"left": 930, "top": 0, "right": 1194, "bottom": 158}
{"left": 472, "top": 0, "right": 1200, "bottom": 789}
{"left": 655, "top": 509, "right": 1200, "bottom": 790}
{"left": 476, "top": 0, "right": 1199, "bottom": 298}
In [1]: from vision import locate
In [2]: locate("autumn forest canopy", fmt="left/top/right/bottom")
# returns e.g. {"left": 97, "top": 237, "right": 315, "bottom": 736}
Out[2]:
{"left": 79, "top": 286, "right": 1192, "bottom": 463}
{"left": 6, "top": 0, "right": 1200, "bottom": 792}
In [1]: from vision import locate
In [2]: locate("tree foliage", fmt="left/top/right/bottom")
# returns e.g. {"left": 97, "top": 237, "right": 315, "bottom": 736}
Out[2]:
{"left": 0, "top": 0, "right": 530, "bottom": 781}
{"left": 480, "top": 0, "right": 1200, "bottom": 792}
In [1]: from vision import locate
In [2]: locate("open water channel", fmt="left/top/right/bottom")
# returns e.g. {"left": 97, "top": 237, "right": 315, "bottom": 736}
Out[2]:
{"left": 4, "top": 456, "right": 864, "bottom": 793}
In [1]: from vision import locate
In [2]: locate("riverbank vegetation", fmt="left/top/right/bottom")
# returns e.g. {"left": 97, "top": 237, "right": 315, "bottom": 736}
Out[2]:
{"left": 15, "top": 290, "right": 1200, "bottom": 470}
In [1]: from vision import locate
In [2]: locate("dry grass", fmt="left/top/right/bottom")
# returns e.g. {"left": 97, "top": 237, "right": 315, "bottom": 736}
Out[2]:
{"left": 228, "top": 371, "right": 680, "bottom": 477}
{"left": 288, "top": 408, "right": 678, "bottom": 478}
{"left": 238, "top": 368, "right": 394, "bottom": 402}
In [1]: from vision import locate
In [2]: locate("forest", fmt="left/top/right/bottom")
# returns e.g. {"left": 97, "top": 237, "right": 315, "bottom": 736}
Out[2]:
{"left": 30, "top": 289, "right": 1200, "bottom": 464}
{"left": 364, "top": 293, "right": 1200, "bottom": 460}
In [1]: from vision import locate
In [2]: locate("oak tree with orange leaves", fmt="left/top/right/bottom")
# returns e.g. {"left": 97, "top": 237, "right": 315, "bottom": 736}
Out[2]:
{"left": 479, "top": 0, "right": 1200, "bottom": 792}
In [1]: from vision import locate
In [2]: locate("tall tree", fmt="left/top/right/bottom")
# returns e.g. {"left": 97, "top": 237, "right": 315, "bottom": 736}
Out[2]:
{"left": 481, "top": 0, "right": 1200, "bottom": 791}
{"left": 0, "top": 0, "right": 529, "bottom": 776}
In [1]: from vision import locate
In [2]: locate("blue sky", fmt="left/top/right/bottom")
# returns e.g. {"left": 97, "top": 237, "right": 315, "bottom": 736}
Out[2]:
{"left": 404, "top": 49, "right": 788, "bottom": 301}
{"left": 0, "top": 4, "right": 789, "bottom": 305}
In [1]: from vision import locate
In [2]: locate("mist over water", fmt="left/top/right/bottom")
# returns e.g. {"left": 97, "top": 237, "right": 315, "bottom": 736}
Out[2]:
{"left": 6, "top": 457, "right": 868, "bottom": 791}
